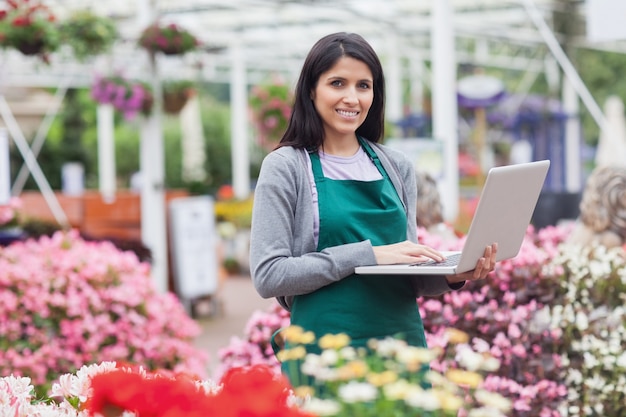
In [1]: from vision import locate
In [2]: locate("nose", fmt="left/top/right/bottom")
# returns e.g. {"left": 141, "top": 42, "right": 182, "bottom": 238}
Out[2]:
{"left": 343, "top": 87, "right": 358, "bottom": 104}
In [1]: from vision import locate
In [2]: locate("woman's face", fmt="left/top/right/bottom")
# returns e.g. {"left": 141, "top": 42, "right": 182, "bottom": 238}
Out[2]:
{"left": 311, "top": 56, "right": 374, "bottom": 144}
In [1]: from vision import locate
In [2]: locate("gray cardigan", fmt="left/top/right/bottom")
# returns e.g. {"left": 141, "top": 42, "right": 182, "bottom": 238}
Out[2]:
{"left": 249, "top": 142, "right": 456, "bottom": 310}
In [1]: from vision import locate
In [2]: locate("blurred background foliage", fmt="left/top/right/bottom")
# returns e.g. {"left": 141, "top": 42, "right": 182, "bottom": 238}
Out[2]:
{"left": 10, "top": 82, "right": 264, "bottom": 197}
{"left": 8, "top": 45, "right": 626, "bottom": 197}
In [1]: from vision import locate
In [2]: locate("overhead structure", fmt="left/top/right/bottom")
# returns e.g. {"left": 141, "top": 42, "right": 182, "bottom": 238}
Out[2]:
{"left": 0, "top": 0, "right": 622, "bottom": 88}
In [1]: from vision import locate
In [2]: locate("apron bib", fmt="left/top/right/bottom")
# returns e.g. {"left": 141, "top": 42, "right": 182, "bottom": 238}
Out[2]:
{"left": 277, "top": 139, "right": 427, "bottom": 384}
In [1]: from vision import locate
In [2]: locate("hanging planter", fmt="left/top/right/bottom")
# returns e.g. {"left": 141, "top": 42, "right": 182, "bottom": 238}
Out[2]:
{"left": 162, "top": 80, "right": 195, "bottom": 114}
{"left": 249, "top": 81, "right": 294, "bottom": 151}
{"left": 90, "top": 73, "right": 153, "bottom": 120}
{"left": 15, "top": 38, "right": 45, "bottom": 55}
{"left": 0, "top": 0, "right": 60, "bottom": 60}
{"left": 138, "top": 22, "right": 199, "bottom": 56}
{"left": 59, "top": 10, "right": 118, "bottom": 62}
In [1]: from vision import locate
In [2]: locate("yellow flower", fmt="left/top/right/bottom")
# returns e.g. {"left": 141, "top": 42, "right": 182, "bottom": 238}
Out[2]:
{"left": 383, "top": 379, "right": 419, "bottom": 400}
{"left": 337, "top": 360, "right": 369, "bottom": 380}
{"left": 294, "top": 385, "right": 315, "bottom": 399}
{"left": 445, "top": 368, "right": 483, "bottom": 388}
{"left": 445, "top": 328, "right": 470, "bottom": 344}
{"left": 433, "top": 388, "right": 464, "bottom": 412}
{"left": 282, "top": 326, "right": 316, "bottom": 344}
{"left": 366, "top": 370, "right": 398, "bottom": 387}
{"left": 276, "top": 346, "right": 307, "bottom": 362}
{"left": 318, "top": 333, "right": 351, "bottom": 350}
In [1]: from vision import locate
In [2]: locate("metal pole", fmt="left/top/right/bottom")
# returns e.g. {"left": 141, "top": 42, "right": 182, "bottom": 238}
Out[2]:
{"left": 0, "top": 95, "right": 69, "bottom": 227}
{"left": 0, "top": 128, "right": 9, "bottom": 205}
{"left": 522, "top": 0, "right": 607, "bottom": 132}
{"left": 12, "top": 74, "right": 73, "bottom": 194}
{"left": 431, "top": 0, "right": 459, "bottom": 222}
{"left": 230, "top": 38, "right": 250, "bottom": 200}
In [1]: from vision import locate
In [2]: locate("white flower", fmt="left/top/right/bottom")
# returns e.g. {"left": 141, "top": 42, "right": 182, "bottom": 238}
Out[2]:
{"left": 301, "top": 398, "right": 342, "bottom": 416}
{"left": 404, "top": 388, "right": 441, "bottom": 410}
{"left": 468, "top": 406, "right": 508, "bottom": 417}
{"left": 474, "top": 389, "right": 511, "bottom": 412}
{"left": 337, "top": 381, "right": 378, "bottom": 403}
{"left": 382, "top": 379, "right": 420, "bottom": 401}
{"left": 576, "top": 311, "right": 589, "bottom": 331}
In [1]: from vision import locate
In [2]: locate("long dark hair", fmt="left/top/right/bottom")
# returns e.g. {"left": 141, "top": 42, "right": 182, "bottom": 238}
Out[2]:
{"left": 277, "top": 32, "right": 385, "bottom": 151}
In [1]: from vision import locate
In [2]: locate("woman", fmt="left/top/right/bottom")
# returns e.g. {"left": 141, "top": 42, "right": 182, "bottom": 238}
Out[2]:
{"left": 249, "top": 32, "right": 497, "bottom": 382}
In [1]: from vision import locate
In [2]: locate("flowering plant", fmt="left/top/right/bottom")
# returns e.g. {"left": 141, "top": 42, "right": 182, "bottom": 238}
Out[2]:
{"left": 90, "top": 73, "right": 153, "bottom": 120}
{"left": 138, "top": 22, "right": 199, "bottom": 55}
{"left": 249, "top": 81, "right": 293, "bottom": 151}
{"left": 162, "top": 79, "right": 196, "bottom": 114}
{"left": 218, "top": 223, "right": 626, "bottom": 416}
{"left": 0, "top": 361, "right": 312, "bottom": 417}
{"left": 0, "top": 0, "right": 59, "bottom": 59}
{"left": 59, "top": 10, "right": 118, "bottom": 62}
{"left": 0, "top": 196, "right": 21, "bottom": 230}
{"left": 0, "top": 230, "right": 208, "bottom": 397}
{"left": 279, "top": 326, "right": 511, "bottom": 417}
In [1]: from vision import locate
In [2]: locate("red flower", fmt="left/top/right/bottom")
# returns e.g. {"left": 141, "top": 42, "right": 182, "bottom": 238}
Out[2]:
{"left": 85, "top": 365, "right": 315, "bottom": 417}
{"left": 11, "top": 15, "right": 30, "bottom": 26}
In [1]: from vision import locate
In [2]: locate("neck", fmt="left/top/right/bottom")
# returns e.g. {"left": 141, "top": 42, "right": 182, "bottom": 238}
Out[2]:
{"left": 322, "top": 135, "right": 360, "bottom": 157}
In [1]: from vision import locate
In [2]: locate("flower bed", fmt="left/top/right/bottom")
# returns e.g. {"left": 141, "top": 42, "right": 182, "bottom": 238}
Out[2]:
{"left": 0, "top": 230, "right": 208, "bottom": 396}
{"left": 0, "top": 334, "right": 509, "bottom": 417}
{"left": 216, "top": 223, "right": 626, "bottom": 416}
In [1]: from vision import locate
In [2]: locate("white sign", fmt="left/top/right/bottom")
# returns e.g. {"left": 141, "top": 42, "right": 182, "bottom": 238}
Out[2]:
{"left": 385, "top": 137, "right": 445, "bottom": 180}
{"left": 0, "top": 128, "right": 10, "bottom": 205}
{"left": 169, "top": 196, "right": 219, "bottom": 299}
{"left": 587, "top": 0, "right": 626, "bottom": 42}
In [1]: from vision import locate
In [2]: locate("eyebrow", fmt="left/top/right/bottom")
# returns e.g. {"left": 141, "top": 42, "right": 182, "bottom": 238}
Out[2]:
{"left": 325, "top": 75, "right": 373, "bottom": 83}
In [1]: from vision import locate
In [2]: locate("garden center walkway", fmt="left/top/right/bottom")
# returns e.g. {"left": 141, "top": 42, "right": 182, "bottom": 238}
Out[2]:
{"left": 193, "top": 273, "right": 273, "bottom": 376}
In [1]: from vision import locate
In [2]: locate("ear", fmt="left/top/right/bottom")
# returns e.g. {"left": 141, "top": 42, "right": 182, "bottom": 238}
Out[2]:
{"left": 310, "top": 89, "right": 315, "bottom": 100}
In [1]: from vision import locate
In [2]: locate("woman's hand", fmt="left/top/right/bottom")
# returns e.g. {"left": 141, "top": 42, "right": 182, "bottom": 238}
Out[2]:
{"left": 445, "top": 243, "right": 498, "bottom": 284}
{"left": 372, "top": 240, "right": 446, "bottom": 265}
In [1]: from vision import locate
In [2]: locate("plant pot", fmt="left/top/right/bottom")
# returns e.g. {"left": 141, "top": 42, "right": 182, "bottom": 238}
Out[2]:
{"left": 16, "top": 39, "right": 45, "bottom": 56}
{"left": 163, "top": 90, "right": 190, "bottom": 114}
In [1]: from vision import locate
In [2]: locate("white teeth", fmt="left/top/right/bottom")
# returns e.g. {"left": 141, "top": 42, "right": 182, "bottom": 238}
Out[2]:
{"left": 337, "top": 110, "right": 358, "bottom": 117}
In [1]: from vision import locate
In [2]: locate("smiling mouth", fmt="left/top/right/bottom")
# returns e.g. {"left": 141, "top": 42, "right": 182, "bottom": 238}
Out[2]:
{"left": 337, "top": 109, "right": 359, "bottom": 117}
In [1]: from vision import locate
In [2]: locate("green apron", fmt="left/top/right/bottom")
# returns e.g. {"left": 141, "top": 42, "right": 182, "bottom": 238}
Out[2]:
{"left": 277, "top": 138, "right": 427, "bottom": 385}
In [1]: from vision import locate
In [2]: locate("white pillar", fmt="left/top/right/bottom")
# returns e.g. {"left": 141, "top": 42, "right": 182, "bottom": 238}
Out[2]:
{"left": 386, "top": 33, "right": 403, "bottom": 132}
{"left": 0, "top": 128, "right": 9, "bottom": 205}
{"left": 97, "top": 104, "right": 116, "bottom": 203}
{"left": 431, "top": 0, "right": 459, "bottom": 222}
{"left": 562, "top": 78, "right": 582, "bottom": 192}
{"left": 230, "top": 40, "right": 250, "bottom": 200}
{"left": 180, "top": 93, "right": 207, "bottom": 183}
{"left": 409, "top": 53, "right": 424, "bottom": 114}
{"left": 140, "top": 53, "right": 168, "bottom": 293}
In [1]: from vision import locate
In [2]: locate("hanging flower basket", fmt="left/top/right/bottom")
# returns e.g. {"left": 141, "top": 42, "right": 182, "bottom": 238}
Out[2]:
{"left": 138, "top": 22, "right": 199, "bottom": 56}
{"left": 162, "top": 80, "right": 195, "bottom": 114}
{"left": 15, "top": 38, "right": 45, "bottom": 55}
{"left": 90, "top": 73, "right": 153, "bottom": 120}
{"left": 0, "top": 0, "right": 60, "bottom": 59}
{"left": 59, "top": 10, "right": 118, "bottom": 62}
{"left": 249, "top": 81, "right": 294, "bottom": 151}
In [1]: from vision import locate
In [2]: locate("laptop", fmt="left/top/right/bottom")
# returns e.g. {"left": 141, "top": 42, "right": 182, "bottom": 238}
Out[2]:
{"left": 354, "top": 159, "right": 550, "bottom": 275}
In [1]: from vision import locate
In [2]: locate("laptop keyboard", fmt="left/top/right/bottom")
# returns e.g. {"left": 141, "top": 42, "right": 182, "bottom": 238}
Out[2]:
{"left": 410, "top": 252, "right": 462, "bottom": 267}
